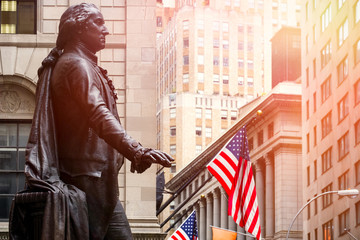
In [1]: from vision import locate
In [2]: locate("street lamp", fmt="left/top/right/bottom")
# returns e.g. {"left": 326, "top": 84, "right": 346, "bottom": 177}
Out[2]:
{"left": 286, "top": 189, "right": 359, "bottom": 240}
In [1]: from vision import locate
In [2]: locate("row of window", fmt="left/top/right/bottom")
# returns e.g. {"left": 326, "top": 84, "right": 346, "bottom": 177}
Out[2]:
{"left": 183, "top": 37, "right": 255, "bottom": 51}
{"left": 182, "top": 55, "right": 255, "bottom": 69}
{"left": 169, "top": 126, "right": 212, "bottom": 138}
{"left": 169, "top": 108, "right": 239, "bottom": 121}
{"left": 248, "top": 122, "right": 274, "bottom": 151}
{"left": 182, "top": 20, "right": 255, "bottom": 34}
{"left": 182, "top": 73, "right": 254, "bottom": 87}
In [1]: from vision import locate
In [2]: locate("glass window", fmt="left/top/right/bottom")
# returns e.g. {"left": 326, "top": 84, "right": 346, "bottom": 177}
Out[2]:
{"left": 197, "top": 19, "right": 204, "bottom": 30}
{"left": 337, "top": 131, "right": 349, "bottom": 160}
{"left": 238, "top": 59, "right": 244, "bottom": 68}
{"left": 238, "top": 42, "right": 244, "bottom": 50}
{"left": 223, "top": 57, "right": 229, "bottom": 67}
{"left": 314, "top": 160, "right": 317, "bottom": 180}
{"left": 258, "top": 130, "right": 263, "bottom": 146}
{"left": 213, "top": 21, "right": 219, "bottom": 31}
{"left": 205, "top": 109, "right": 212, "bottom": 119}
{"left": 338, "top": 0, "right": 346, "bottom": 9}
{"left": 213, "top": 56, "right": 220, "bottom": 66}
{"left": 198, "top": 55, "right": 204, "bottom": 65}
{"left": 222, "top": 40, "right": 229, "bottom": 49}
{"left": 170, "top": 126, "right": 176, "bottom": 136}
{"left": 222, "top": 75, "right": 229, "bottom": 84}
{"left": 355, "top": 120, "right": 360, "bottom": 145}
{"left": 230, "top": 111, "right": 237, "bottom": 121}
{"left": 355, "top": 79, "right": 360, "bottom": 105}
{"left": 247, "top": 60, "right": 253, "bottom": 69}
{"left": 321, "top": 4, "right": 332, "bottom": 32}
{"left": 321, "top": 41, "right": 331, "bottom": 68}
{"left": 195, "top": 108, "right": 202, "bottom": 119}
{"left": 321, "top": 76, "right": 331, "bottom": 103}
{"left": 183, "top": 73, "right": 189, "bottom": 83}
{"left": 338, "top": 94, "right": 349, "bottom": 122}
{"left": 247, "top": 77, "right": 254, "bottom": 87}
{"left": 238, "top": 76, "right": 244, "bottom": 85}
{"left": 248, "top": 137, "right": 253, "bottom": 151}
{"left": 195, "top": 145, "right": 202, "bottom": 155}
{"left": 221, "top": 110, "right": 227, "bottom": 120}
{"left": 322, "top": 219, "right": 334, "bottom": 239}
{"left": 322, "top": 183, "right": 333, "bottom": 209}
{"left": 0, "top": 122, "right": 31, "bottom": 220}
{"left": 338, "top": 170, "right": 349, "bottom": 192}
{"left": 321, "top": 111, "right": 332, "bottom": 138}
{"left": 183, "top": 38, "right": 189, "bottom": 48}
{"left": 198, "top": 37, "right": 204, "bottom": 47}
{"left": 356, "top": 201, "right": 360, "bottom": 225}
{"left": 183, "top": 20, "right": 189, "bottom": 30}
{"left": 322, "top": 147, "right": 332, "bottom": 173}
{"left": 338, "top": 209, "right": 349, "bottom": 236}
{"left": 195, "top": 126, "right": 202, "bottom": 136}
{"left": 355, "top": 39, "right": 360, "bottom": 64}
{"left": 338, "top": 19, "right": 348, "bottom": 46}
{"left": 169, "top": 108, "right": 176, "bottom": 118}
{"left": 268, "top": 122, "right": 274, "bottom": 139}
{"left": 213, "top": 74, "right": 219, "bottom": 83}
{"left": 170, "top": 145, "right": 176, "bottom": 155}
{"left": 222, "top": 22, "right": 228, "bottom": 32}
{"left": 0, "top": 0, "right": 36, "bottom": 34}
{"left": 183, "top": 55, "right": 189, "bottom": 65}
{"left": 205, "top": 128, "right": 212, "bottom": 138}
{"left": 337, "top": 56, "right": 348, "bottom": 86}
{"left": 356, "top": 0, "right": 360, "bottom": 23}
{"left": 197, "top": 72, "right": 204, "bottom": 83}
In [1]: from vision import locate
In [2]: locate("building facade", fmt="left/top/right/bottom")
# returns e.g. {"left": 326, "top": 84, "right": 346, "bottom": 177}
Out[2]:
{"left": 301, "top": 0, "right": 360, "bottom": 239}
{"left": 166, "top": 81, "right": 303, "bottom": 240}
{"left": 0, "top": 1, "right": 163, "bottom": 239}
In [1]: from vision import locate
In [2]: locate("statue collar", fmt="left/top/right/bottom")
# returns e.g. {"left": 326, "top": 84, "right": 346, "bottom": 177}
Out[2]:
{"left": 65, "top": 42, "right": 98, "bottom": 65}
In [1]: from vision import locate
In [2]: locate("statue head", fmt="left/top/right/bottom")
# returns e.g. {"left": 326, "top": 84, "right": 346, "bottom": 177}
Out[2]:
{"left": 56, "top": 3, "right": 109, "bottom": 53}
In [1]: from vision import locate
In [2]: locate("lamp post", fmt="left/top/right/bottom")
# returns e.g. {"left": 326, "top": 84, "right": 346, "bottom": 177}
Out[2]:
{"left": 286, "top": 189, "right": 359, "bottom": 240}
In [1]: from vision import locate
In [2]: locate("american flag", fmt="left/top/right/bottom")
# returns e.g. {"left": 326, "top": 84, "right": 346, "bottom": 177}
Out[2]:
{"left": 207, "top": 127, "right": 261, "bottom": 240}
{"left": 169, "top": 210, "right": 198, "bottom": 240}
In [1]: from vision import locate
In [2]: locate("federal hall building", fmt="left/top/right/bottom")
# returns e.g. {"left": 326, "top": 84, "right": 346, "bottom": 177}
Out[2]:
{"left": 0, "top": 1, "right": 164, "bottom": 239}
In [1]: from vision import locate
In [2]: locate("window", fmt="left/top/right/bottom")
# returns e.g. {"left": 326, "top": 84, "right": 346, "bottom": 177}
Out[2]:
{"left": 195, "top": 108, "right": 202, "bottom": 119}
{"left": 313, "top": 126, "right": 317, "bottom": 146}
{"left": 238, "top": 59, "right": 244, "bottom": 68}
{"left": 307, "top": 198, "right": 311, "bottom": 220}
{"left": 307, "top": 167, "right": 310, "bottom": 186}
{"left": 213, "top": 74, "right": 219, "bottom": 83}
{"left": 247, "top": 43, "right": 253, "bottom": 51}
{"left": 338, "top": 19, "right": 348, "bottom": 46}
{"left": 338, "top": 170, "right": 349, "bottom": 192}
{"left": 0, "top": 0, "right": 36, "bottom": 34}
{"left": 183, "top": 73, "right": 189, "bottom": 83}
{"left": 313, "top": 24, "right": 317, "bottom": 43}
{"left": 338, "top": 131, "right": 349, "bottom": 160}
{"left": 170, "top": 126, "right": 176, "bottom": 136}
{"left": 306, "top": 67, "right": 309, "bottom": 87}
{"left": 213, "top": 39, "right": 220, "bottom": 48}
{"left": 170, "top": 163, "right": 176, "bottom": 173}
{"left": 222, "top": 22, "right": 228, "bottom": 32}
{"left": 356, "top": 201, "right": 360, "bottom": 225}
{"left": 306, "top": 133, "right": 310, "bottom": 153}
{"left": 198, "top": 37, "right": 204, "bottom": 47}
{"left": 314, "top": 160, "right": 317, "bottom": 180}
{"left": 221, "top": 110, "right": 227, "bottom": 120}
{"left": 314, "top": 228, "right": 318, "bottom": 240}
{"left": 338, "top": 209, "right": 349, "bottom": 236}
{"left": 197, "top": 19, "right": 204, "bottom": 30}
{"left": 321, "top": 76, "right": 331, "bottom": 103}
{"left": 198, "top": 55, "right": 204, "bottom": 65}
{"left": 0, "top": 122, "right": 31, "bottom": 220}
{"left": 313, "top": 58, "right": 316, "bottom": 78}
{"left": 156, "top": 16, "right": 162, "bottom": 27}
{"left": 322, "top": 147, "right": 332, "bottom": 173}
{"left": 314, "top": 194, "right": 318, "bottom": 216}
{"left": 183, "top": 55, "right": 189, "bottom": 65}
{"left": 170, "top": 108, "right": 176, "bottom": 118}
{"left": 355, "top": 39, "right": 360, "bottom": 64}
{"left": 337, "top": 56, "right": 348, "bottom": 85}
{"left": 238, "top": 24, "right": 243, "bottom": 32}
{"left": 321, "top": 111, "right": 332, "bottom": 138}
{"left": 268, "top": 122, "right": 274, "bottom": 139}
{"left": 322, "top": 183, "right": 333, "bottom": 209}
{"left": 223, "top": 57, "right": 229, "bottom": 67}
{"left": 338, "top": 0, "right": 346, "bottom": 9}
{"left": 313, "top": 92, "right": 317, "bottom": 112}
{"left": 183, "top": 20, "right": 189, "bottom": 30}
{"left": 322, "top": 219, "right": 333, "bottom": 239}
{"left": 195, "top": 126, "right": 202, "bottom": 136}
{"left": 230, "top": 111, "right": 237, "bottom": 121}
{"left": 238, "top": 42, "right": 244, "bottom": 50}
{"left": 197, "top": 72, "right": 204, "bottom": 83}
{"left": 355, "top": 120, "right": 360, "bottom": 145}
{"left": 213, "top": 56, "right": 220, "bottom": 66}
{"left": 248, "top": 137, "right": 253, "bottom": 151}
{"left": 170, "top": 144, "right": 176, "bottom": 155}
{"left": 247, "top": 77, "right": 254, "bottom": 87}
{"left": 205, "top": 109, "right": 212, "bottom": 119}
{"left": 356, "top": 0, "right": 360, "bottom": 23}
{"left": 257, "top": 130, "right": 264, "bottom": 146}
{"left": 247, "top": 60, "right": 253, "bottom": 69}
{"left": 355, "top": 79, "right": 360, "bottom": 105}
{"left": 338, "top": 94, "right": 349, "bottom": 122}
{"left": 223, "top": 40, "right": 229, "bottom": 49}
{"left": 213, "top": 21, "right": 219, "bottom": 31}
{"left": 195, "top": 145, "right": 202, "bottom": 155}
{"left": 205, "top": 128, "right": 212, "bottom": 138}
{"left": 238, "top": 76, "right": 244, "bottom": 85}
{"left": 306, "top": 100, "right": 309, "bottom": 120}
{"left": 321, "top": 4, "right": 332, "bottom": 32}
{"left": 222, "top": 75, "right": 229, "bottom": 84}
{"left": 321, "top": 41, "right": 331, "bottom": 68}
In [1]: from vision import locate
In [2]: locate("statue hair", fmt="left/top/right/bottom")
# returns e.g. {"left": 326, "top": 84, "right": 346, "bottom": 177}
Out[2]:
{"left": 38, "top": 3, "right": 98, "bottom": 76}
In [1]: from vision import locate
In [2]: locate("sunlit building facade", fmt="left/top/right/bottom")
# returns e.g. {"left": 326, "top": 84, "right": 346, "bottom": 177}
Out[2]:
{"left": 302, "top": 0, "right": 360, "bottom": 239}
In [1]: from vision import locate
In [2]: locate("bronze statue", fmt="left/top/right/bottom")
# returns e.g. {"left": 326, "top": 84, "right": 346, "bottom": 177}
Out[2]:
{"left": 10, "top": 3, "right": 173, "bottom": 240}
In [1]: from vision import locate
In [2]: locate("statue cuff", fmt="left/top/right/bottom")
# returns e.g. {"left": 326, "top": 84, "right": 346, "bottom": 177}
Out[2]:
{"left": 130, "top": 147, "right": 152, "bottom": 173}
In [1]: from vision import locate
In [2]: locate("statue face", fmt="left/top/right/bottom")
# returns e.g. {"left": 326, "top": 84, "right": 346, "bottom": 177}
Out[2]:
{"left": 80, "top": 8, "right": 109, "bottom": 53}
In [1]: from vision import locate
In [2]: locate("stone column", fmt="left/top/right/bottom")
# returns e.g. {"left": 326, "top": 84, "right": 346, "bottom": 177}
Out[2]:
{"left": 254, "top": 160, "right": 265, "bottom": 239}
{"left": 228, "top": 215, "right": 236, "bottom": 231}
{"left": 237, "top": 225, "right": 245, "bottom": 240}
{"left": 213, "top": 188, "right": 220, "bottom": 227}
{"left": 220, "top": 188, "right": 228, "bottom": 229}
{"left": 206, "top": 193, "right": 213, "bottom": 239}
{"left": 265, "top": 154, "right": 274, "bottom": 238}
{"left": 200, "top": 197, "right": 206, "bottom": 240}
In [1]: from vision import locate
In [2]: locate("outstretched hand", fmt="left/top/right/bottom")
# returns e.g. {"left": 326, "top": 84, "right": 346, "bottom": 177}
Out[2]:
{"left": 142, "top": 149, "right": 174, "bottom": 168}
